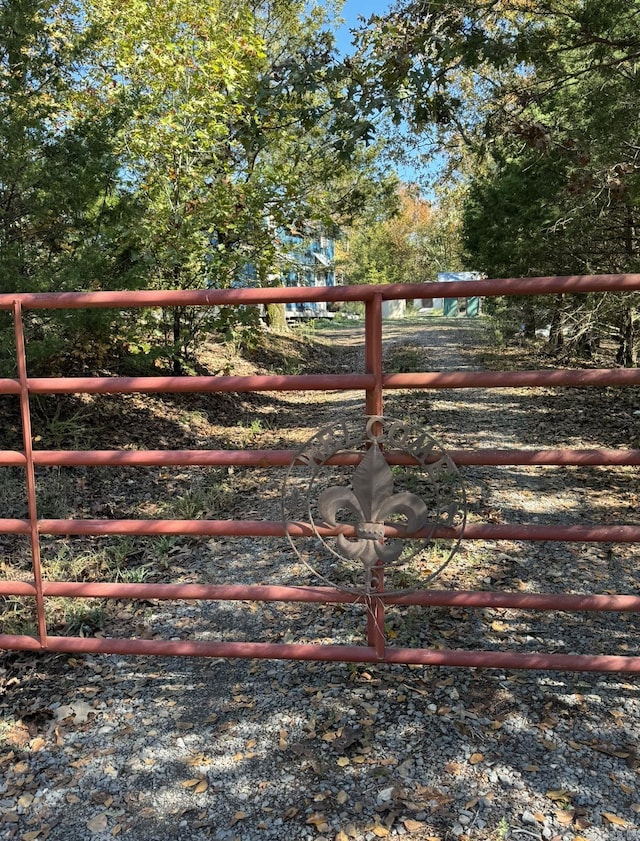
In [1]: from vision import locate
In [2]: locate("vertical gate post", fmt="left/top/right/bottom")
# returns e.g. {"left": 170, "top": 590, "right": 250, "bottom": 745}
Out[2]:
{"left": 365, "top": 293, "right": 386, "bottom": 658}
{"left": 13, "top": 301, "right": 47, "bottom": 646}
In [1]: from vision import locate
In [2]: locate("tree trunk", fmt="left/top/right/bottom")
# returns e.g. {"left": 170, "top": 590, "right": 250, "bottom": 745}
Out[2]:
{"left": 172, "top": 307, "right": 184, "bottom": 375}
{"left": 616, "top": 305, "right": 638, "bottom": 367}
{"left": 548, "top": 295, "right": 564, "bottom": 352}
{"left": 265, "top": 302, "right": 287, "bottom": 331}
{"left": 522, "top": 301, "right": 536, "bottom": 339}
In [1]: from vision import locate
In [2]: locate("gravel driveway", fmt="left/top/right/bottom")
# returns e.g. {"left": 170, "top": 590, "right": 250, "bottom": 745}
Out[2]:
{"left": 1, "top": 317, "right": 639, "bottom": 841}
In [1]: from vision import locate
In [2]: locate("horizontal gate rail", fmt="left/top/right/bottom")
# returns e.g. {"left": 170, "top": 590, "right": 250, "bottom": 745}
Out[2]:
{"left": 1, "top": 369, "right": 639, "bottom": 396}
{"left": 1, "top": 633, "right": 638, "bottom": 673}
{"left": 0, "top": 272, "right": 639, "bottom": 310}
{"left": 1, "top": 447, "right": 639, "bottom": 467}
{"left": 3, "top": 581, "right": 640, "bottom": 612}
{"left": 0, "top": 518, "right": 639, "bottom": 543}
{"left": 1, "top": 276, "right": 639, "bottom": 671}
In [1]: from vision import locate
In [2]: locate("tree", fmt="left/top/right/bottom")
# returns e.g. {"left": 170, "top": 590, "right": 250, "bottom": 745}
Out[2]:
{"left": 339, "top": 183, "right": 463, "bottom": 287}
{"left": 350, "top": 1, "right": 640, "bottom": 362}
{"left": 0, "top": 0, "right": 140, "bottom": 370}
{"left": 457, "top": 2, "right": 640, "bottom": 358}
{"left": 84, "top": 0, "right": 392, "bottom": 370}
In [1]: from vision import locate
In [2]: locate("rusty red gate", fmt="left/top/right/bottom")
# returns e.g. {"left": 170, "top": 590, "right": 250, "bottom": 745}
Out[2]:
{"left": 1, "top": 276, "right": 640, "bottom": 672}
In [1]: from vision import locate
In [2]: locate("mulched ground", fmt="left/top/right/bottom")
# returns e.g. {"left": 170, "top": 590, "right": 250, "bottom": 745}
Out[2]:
{"left": 1, "top": 316, "right": 639, "bottom": 841}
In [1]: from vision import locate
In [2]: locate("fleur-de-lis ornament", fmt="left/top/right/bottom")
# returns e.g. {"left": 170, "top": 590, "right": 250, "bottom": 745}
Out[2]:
{"left": 317, "top": 441, "right": 429, "bottom": 570}
{"left": 282, "top": 415, "right": 466, "bottom": 595}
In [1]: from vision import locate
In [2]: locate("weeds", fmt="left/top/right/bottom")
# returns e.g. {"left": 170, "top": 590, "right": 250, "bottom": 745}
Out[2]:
{"left": 48, "top": 599, "right": 106, "bottom": 635}
{"left": 384, "top": 343, "right": 425, "bottom": 373}
{"left": 496, "top": 816, "right": 510, "bottom": 839}
{"left": 0, "top": 596, "right": 37, "bottom": 636}
{"left": 32, "top": 399, "right": 92, "bottom": 448}
{"left": 236, "top": 416, "right": 278, "bottom": 442}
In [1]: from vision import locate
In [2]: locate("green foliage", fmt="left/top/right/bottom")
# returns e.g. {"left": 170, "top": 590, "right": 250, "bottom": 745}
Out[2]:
{"left": 0, "top": 0, "right": 398, "bottom": 373}
{"left": 0, "top": 0, "right": 146, "bottom": 373}
{"left": 82, "top": 0, "right": 394, "bottom": 369}
{"left": 339, "top": 183, "right": 463, "bottom": 286}
{"left": 352, "top": 0, "right": 640, "bottom": 362}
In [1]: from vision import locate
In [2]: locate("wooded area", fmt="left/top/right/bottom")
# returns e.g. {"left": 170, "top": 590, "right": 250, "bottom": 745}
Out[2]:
{"left": 1, "top": 0, "right": 639, "bottom": 367}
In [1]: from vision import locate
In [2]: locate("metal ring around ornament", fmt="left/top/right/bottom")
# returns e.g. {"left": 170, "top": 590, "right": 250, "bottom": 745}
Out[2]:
{"left": 281, "top": 415, "right": 467, "bottom": 595}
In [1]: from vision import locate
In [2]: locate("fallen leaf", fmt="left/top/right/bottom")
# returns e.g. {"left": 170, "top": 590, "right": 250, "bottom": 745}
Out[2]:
{"left": 246, "top": 739, "right": 257, "bottom": 750}
{"left": 193, "top": 779, "right": 208, "bottom": 794}
{"left": 30, "top": 737, "right": 46, "bottom": 752}
{"left": 491, "top": 620, "right": 509, "bottom": 632}
{"left": 21, "top": 831, "right": 42, "bottom": 841}
{"left": 469, "top": 753, "right": 484, "bottom": 765}
{"left": 71, "top": 701, "right": 94, "bottom": 724}
{"left": 372, "top": 826, "right": 389, "bottom": 837}
{"left": 593, "top": 744, "right": 631, "bottom": 758}
{"left": 602, "top": 812, "right": 629, "bottom": 828}
{"left": 181, "top": 779, "right": 202, "bottom": 788}
{"left": 620, "top": 783, "right": 634, "bottom": 795}
{"left": 546, "top": 789, "right": 570, "bottom": 802}
{"left": 444, "top": 761, "right": 464, "bottom": 775}
{"left": 335, "top": 831, "right": 349, "bottom": 841}
{"left": 336, "top": 757, "right": 350, "bottom": 767}
{"left": 555, "top": 810, "right": 574, "bottom": 826}
{"left": 230, "top": 811, "right": 247, "bottom": 826}
{"left": 186, "top": 753, "right": 210, "bottom": 767}
{"left": 86, "top": 814, "right": 108, "bottom": 834}
{"left": 403, "top": 818, "right": 425, "bottom": 831}
{"left": 336, "top": 790, "right": 348, "bottom": 805}
{"left": 306, "top": 812, "right": 329, "bottom": 832}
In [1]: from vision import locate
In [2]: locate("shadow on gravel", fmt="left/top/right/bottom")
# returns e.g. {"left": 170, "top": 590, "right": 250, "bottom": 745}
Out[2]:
{"left": 1, "top": 650, "right": 639, "bottom": 841}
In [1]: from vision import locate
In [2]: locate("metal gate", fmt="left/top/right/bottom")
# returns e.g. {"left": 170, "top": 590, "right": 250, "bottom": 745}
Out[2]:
{"left": 1, "top": 275, "right": 640, "bottom": 671}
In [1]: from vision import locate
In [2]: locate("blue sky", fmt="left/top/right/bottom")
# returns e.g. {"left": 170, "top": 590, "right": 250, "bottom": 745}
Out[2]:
{"left": 330, "top": 1, "right": 438, "bottom": 190}
{"left": 334, "top": 0, "right": 392, "bottom": 56}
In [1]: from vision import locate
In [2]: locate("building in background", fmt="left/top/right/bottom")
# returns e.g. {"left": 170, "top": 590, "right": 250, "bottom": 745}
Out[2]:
{"left": 438, "top": 271, "right": 483, "bottom": 317}
{"left": 280, "top": 228, "right": 336, "bottom": 320}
